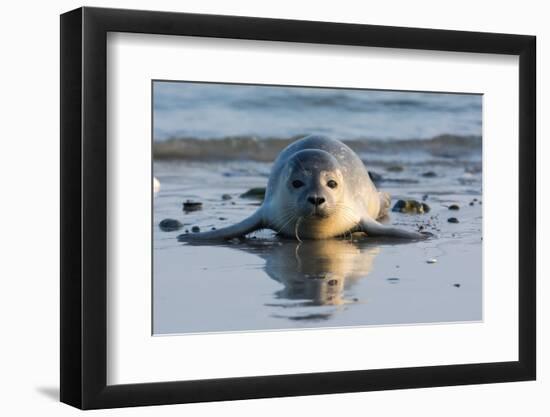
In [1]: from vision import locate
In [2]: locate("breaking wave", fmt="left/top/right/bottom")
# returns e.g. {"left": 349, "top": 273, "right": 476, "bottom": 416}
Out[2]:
{"left": 153, "top": 134, "right": 481, "bottom": 162}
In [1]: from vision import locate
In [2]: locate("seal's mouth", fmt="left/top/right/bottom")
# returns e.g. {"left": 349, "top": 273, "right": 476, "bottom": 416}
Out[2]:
{"left": 305, "top": 208, "right": 331, "bottom": 219}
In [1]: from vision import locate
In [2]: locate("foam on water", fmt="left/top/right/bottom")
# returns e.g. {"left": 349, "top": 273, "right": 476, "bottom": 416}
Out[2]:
{"left": 153, "top": 134, "right": 481, "bottom": 163}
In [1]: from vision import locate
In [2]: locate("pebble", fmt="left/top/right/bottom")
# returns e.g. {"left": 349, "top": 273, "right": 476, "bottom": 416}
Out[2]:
{"left": 368, "top": 171, "right": 383, "bottom": 183}
{"left": 448, "top": 217, "right": 459, "bottom": 223}
{"left": 392, "top": 199, "right": 431, "bottom": 214}
{"left": 222, "top": 194, "right": 232, "bottom": 200}
{"left": 448, "top": 204, "right": 460, "bottom": 210}
{"left": 469, "top": 202, "right": 475, "bottom": 206}
{"left": 427, "top": 258, "right": 437, "bottom": 264}
{"left": 219, "top": 217, "right": 227, "bottom": 220}
{"left": 183, "top": 200, "right": 203, "bottom": 212}
{"left": 422, "top": 171, "right": 437, "bottom": 177}
{"left": 159, "top": 218, "right": 183, "bottom": 231}
{"left": 153, "top": 177, "right": 161, "bottom": 193}
{"left": 240, "top": 187, "right": 266, "bottom": 200}
{"left": 191, "top": 226, "right": 201, "bottom": 233}
{"left": 387, "top": 277, "right": 400, "bottom": 283}
{"left": 453, "top": 283, "right": 461, "bottom": 288}
{"left": 327, "top": 279, "right": 338, "bottom": 286}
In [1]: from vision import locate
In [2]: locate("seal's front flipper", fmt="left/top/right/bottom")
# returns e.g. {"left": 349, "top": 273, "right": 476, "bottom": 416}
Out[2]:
{"left": 178, "top": 210, "right": 264, "bottom": 242}
{"left": 377, "top": 192, "right": 391, "bottom": 219}
{"left": 360, "top": 218, "right": 427, "bottom": 240}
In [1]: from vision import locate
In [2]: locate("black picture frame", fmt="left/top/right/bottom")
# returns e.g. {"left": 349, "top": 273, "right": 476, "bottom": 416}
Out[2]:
{"left": 60, "top": 6, "right": 536, "bottom": 410}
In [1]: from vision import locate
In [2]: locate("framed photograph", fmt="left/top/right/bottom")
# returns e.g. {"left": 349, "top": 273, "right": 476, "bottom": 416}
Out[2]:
{"left": 60, "top": 6, "right": 536, "bottom": 409}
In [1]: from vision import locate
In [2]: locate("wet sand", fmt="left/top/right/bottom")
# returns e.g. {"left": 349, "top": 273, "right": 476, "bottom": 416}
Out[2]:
{"left": 153, "top": 155, "right": 482, "bottom": 335}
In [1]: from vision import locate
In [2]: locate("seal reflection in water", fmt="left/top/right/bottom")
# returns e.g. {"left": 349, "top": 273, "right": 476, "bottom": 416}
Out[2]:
{"left": 233, "top": 238, "right": 380, "bottom": 321}
{"left": 178, "top": 135, "right": 426, "bottom": 242}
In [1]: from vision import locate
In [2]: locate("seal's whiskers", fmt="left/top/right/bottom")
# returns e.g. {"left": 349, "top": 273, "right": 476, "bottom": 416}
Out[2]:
{"left": 295, "top": 217, "right": 303, "bottom": 242}
{"left": 273, "top": 207, "right": 297, "bottom": 235}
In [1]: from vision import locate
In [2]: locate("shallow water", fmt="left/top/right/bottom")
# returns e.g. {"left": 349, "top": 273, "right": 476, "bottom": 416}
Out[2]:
{"left": 153, "top": 156, "right": 482, "bottom": 335}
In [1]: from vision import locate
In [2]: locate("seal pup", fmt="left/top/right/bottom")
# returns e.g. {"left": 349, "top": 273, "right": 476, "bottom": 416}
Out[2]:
{"left": 178, "top": 135, "right": 424, "bottom": 241}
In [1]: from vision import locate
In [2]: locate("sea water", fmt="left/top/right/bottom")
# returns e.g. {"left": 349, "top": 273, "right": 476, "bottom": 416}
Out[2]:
{"left": 153, "top": 81, "right": 481, "bottom": 142}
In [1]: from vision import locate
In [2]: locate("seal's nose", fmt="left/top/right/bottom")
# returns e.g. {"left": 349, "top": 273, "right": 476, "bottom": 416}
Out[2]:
{"left": 307, "top": 196, "right": 326, "bottom": 206}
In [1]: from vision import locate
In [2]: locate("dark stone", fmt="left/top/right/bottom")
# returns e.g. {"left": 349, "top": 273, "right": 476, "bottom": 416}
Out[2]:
{"left": 447, "top": 217, "right": 459, "bottom": 223}
{"left": 453, "top": 283, "right": 461, "bottom": 288}
{"left": 159, "top": 218, "right": 183, "bottom": 231}
{"left": 240, "top": 187, "right": 266, "bottom": 200}
{"left": 448, "top": 204, "right": 460, "bottom": 210}
{"left": 222, "top": 194, "right": 232, "bottom": 200}
{"left": 368, "top": 171, "right": 383, "bottom": 183}
{"left": 392, "top": 199, "right": 430, "bottom": 214}
{"left": 327, "top": 279, "right": 338, "bottom": 286}
{"left": 191, "top": 226, "right": 201, "bottom": 233}
{"left": 183, "top": 200, "right": 203, "bottom": 212}
{"left": 392, "top": 200, "right": 404, "bottom": 212}
{"left": 422, "top": 171, "right": 437, "bottom": 177}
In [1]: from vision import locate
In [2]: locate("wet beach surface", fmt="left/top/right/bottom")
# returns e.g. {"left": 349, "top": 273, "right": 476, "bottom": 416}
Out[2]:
{"left": 153, "top": 152, "right": 482, "bottom": 335}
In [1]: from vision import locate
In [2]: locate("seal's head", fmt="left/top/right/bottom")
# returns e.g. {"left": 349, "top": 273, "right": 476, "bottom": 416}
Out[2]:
{"left": 283, "top": 149, "right": 345, "bottom": 220}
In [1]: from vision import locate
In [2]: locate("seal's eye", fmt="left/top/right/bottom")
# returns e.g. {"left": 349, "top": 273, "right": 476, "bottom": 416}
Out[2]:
{"left": 327, "top": 180, "right": 338, "bottom": 189}
{"left": 292, "top": 180, "right": 304, "bottom": 189}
